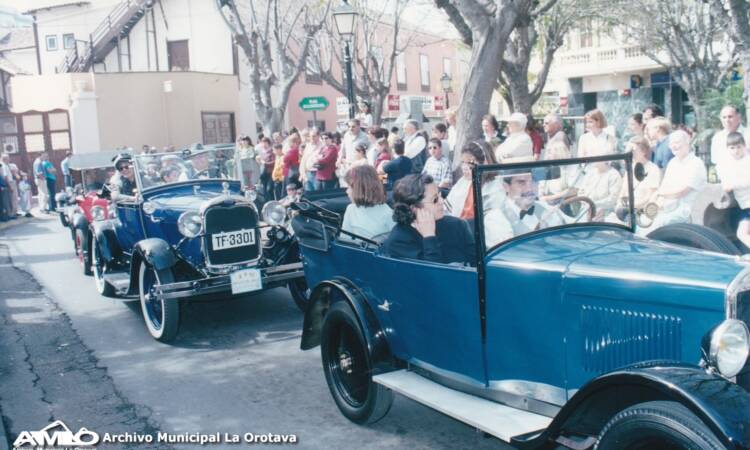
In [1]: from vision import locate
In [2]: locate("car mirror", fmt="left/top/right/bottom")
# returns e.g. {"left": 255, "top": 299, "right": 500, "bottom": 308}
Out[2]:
{"left": 291, "top": 215, "right": 331, "bottom": 252}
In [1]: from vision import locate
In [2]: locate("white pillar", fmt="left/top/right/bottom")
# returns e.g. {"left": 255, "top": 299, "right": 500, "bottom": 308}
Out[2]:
{"left": 69, "top": 80, "right": 101, "bottom": 154}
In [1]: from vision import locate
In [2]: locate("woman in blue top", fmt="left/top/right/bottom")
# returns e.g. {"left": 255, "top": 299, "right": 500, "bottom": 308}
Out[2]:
{"left": 341, "top": 165, "right": 394, "bottom": 239}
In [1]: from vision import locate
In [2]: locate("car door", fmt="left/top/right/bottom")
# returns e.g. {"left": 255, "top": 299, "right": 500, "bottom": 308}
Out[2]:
{"left": 370, "top": 253, "right": 485, "bottom": 384}
{"left": 115, "top": 200, "right": 145, "bottom": 253}
{"left": 482, "top": 237, "right": 573, "bottom": 407}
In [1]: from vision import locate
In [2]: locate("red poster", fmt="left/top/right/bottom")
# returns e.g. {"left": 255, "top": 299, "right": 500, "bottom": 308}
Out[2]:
{"left": 433, "top": 95, "right": 445, "bottom": 111}
{"left": 387, "top": 95, "right": 400, "bottom": 112}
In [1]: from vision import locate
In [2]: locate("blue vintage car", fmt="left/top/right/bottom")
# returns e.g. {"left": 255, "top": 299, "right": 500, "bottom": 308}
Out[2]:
{"left": 295, "top": 153, "right": 750, "bottom": 449}
{"left": 92, "top": 147, "right": 307, "bottom": 342}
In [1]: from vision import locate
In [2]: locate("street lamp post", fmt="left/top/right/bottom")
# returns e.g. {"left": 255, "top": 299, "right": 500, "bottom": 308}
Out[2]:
{"left": 440, "top": 73, "right": 452, "bottom": 111}
{"left": 332, "top": 1, "right": 358, "bottom": 119}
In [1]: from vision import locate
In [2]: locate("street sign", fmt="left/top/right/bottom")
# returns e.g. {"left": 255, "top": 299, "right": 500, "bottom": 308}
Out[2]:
{"left": 298, "top": 96, "right": 329, "bottom": 111}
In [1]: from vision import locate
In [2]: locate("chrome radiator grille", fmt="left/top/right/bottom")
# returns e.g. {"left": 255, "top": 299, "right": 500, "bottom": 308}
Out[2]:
{"left": 203, "top": 203, "right": 260, "bottom": 267}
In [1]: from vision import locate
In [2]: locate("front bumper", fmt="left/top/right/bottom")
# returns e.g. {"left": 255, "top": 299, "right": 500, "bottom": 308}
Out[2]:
{"left": 153, "top": 262, "right": 304, "bottom": 300}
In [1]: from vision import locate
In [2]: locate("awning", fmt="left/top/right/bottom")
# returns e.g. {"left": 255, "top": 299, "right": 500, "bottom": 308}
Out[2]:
{"left": 68, "top": 150, "right": 127, "bottom": 170}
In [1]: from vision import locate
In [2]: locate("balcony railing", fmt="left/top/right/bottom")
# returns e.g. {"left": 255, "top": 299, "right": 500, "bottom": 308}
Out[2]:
{"left": 553, "top": 45, "right": 656, "bottom": 72}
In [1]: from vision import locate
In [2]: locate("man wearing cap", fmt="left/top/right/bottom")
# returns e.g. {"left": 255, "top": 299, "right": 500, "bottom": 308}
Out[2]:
{"left": 179, "top": 150, "right": 218, "bottom": 181}
{"left": 110, "top": 154, "right": 136, "bottom": 202}
{"left": 495, "top": 112, "right": 533, "bottom": 163}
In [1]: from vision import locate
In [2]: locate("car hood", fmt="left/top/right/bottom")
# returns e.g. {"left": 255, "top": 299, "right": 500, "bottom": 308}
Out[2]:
{"left": 489, "top": 226, "right": 746, "bottom": 301}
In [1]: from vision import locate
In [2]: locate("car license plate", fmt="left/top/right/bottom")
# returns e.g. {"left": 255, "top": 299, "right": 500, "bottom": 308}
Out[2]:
{"left": 230, "top": 268, "right": 262, "bottom": 294}
{"left": 211, "top": 229, "right": 255, "bottom": 251}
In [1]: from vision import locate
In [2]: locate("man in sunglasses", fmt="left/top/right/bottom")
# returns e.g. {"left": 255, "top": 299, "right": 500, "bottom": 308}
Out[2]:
{"left": 110, "top": 153, "right": 136, "bottom": 202}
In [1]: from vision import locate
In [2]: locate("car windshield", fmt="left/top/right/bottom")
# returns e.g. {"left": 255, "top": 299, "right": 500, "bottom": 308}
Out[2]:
{"left": 80, "top": 167, "right": 114, "bottom": 193}
{"left": 470, "top": 154, "right": 634, "bottom": 250}
{"left": 133, "top": 148, "right": 238, "bottom": 190}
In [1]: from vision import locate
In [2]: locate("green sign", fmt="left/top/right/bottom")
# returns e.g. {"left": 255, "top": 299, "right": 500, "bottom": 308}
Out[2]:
{"left": 299, "top": 96, "right": 329, "bottom": 111}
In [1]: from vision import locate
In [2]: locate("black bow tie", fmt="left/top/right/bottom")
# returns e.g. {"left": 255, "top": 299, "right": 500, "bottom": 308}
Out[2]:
{"left": 520, "top": 206, "right": 535, "bottom": 220}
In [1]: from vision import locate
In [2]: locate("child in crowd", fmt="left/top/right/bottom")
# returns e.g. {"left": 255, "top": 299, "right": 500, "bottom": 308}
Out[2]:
{"left": 18, "top": 172, "right": 32, "bottom": 217}
{"left": 717, "top": 132, "right": 750, "bottom": 250}
{"left": 422, "top": 137, "right": 452, "bottom": 193}
{"left": 349, "top": 143, "right": 369, "bottom": 169}
{"left": 280, "top": 182, "right": 302, "bottom": 208}
{"left": 271, "top": 143, "right": 285, "bottom": 200}
{"left": 374, "top": 138, "right": 391, "bottom": 172}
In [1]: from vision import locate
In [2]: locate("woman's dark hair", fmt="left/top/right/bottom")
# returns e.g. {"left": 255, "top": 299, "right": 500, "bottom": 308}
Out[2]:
{"left": 461, "top": 140, "right": 497, "bottom": 183}
{"left": 345, "top": 165, "right": 386, "bottom": 207}
{"left": 392, "top": 174, "right": 434, "bottom": 226}
{"left": 355, "top": 143, "right": 368, "bottom": 155}
{"left": 321, "top": 131, "right": 333, "bottom": 140}
{"left": 390, "top": 126, "right": 399, "bottom": 134}
{"left": 333, "top": 132, "right": 342, "bottom": 145}
{"left": 482, "top": 114, "right": 499, "bottom": 132}
{"left": 392, "top": 138, "right": 405, "bottom": 155}
{"left": 240, "top": 136, "right": 253, "bottom": 145}
{"left": 643, "top": 104, "right": 664, "bottom": 117}
{"left": 630, "top": 113, "right": 644, "bottom": 126}
{"left": 260, "top": 136, "right": 272, "bottom": 145}
{"left": 433, "top": 123, "right": 447, "bottom": 134}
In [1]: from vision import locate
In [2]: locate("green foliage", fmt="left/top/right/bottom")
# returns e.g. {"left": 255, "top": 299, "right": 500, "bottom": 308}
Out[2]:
{"left": 699, "top": 81, "right": 746, "bottom": 130}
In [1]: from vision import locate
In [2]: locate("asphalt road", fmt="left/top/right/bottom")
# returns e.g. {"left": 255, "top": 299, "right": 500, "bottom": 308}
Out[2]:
{"left": 0, "top": 216, "right": 509, "bottom": 450}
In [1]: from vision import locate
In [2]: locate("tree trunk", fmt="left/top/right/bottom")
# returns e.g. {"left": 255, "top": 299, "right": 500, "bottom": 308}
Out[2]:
{"left": 742, "top": 52, "right": 750, "bottom": 129}
{"left": 507, "top": 73, "right": 533, "bottom": 115}
{"left": 371, "top": 92, "right": 385, "bottom": 126}
{"left": 455, "top": 26, "right": 508, "bottom": 159}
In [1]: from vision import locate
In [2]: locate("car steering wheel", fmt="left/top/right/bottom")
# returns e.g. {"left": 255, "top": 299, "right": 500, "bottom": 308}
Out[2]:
{"left": 535, "top": 195, "right": 597, "bottom": 231}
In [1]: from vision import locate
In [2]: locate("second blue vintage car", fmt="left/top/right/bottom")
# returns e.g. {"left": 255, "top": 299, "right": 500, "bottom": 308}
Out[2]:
{"left": 295, "top": 153, "right": 750, "bottom": 449}
{"left": 92, "top": 147, "right": 307, "bottom": 342}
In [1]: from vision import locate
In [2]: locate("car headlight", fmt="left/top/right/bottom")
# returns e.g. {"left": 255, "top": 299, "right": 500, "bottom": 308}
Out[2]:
{"left": 178, "top": 211, "right": 203, "bottom": 238}
{"left": 702, "top": 319, "right": 750, "bottom": 378}
{"left": 262, "top": 201, "right": 286, "bottom": 226}
{"left": 91, "top": 205, "right": 106, "bottom": 221}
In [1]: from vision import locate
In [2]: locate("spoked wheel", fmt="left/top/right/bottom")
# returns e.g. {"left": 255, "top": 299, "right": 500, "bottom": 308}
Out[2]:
{"left": 595, "top": 401, "right": 726, "bottom": 450}
{"left": 92, "top": 237, "right": 116, "bottom": 297}
{"left": 138, "top": 263, "right": 180, "bottom": 343}
{"left": 75, "top": 229, "right": 92, "bottom": 276}
{"left": 321, "top": 301, "right": 392, "bottom": 424}
{"left": 288, "top": 277, "right": 310, "bottom": 312}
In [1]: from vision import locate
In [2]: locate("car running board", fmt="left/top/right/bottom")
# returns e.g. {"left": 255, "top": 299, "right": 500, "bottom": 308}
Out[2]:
{"left": 103, "top": 272, "right": 130, "bottom": 295}
{"left": 373, "top": 370, "right": 552, "bottom": 443}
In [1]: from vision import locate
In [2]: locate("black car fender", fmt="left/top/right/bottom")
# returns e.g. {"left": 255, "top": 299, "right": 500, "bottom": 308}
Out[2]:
{"left": 300, "top": 278, "right": 394, "bottom": 373}
{"left": 91, "top": 220, "right": 121, "bottom": 262}
{"left": 133, "top": 238, "right": 177, "bottom": 272}
{"left": 513, "top": 362, "right": 750, "bottom": 449}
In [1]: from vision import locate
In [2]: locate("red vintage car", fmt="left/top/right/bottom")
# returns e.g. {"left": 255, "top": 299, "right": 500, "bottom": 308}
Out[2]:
{"left": 56, "top": 151, "right": 120, "bottom": 275}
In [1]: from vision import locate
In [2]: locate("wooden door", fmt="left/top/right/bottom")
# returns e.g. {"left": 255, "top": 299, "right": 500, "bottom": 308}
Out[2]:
{"left": 201, "top": 112, "right": 235, "bottom": 145}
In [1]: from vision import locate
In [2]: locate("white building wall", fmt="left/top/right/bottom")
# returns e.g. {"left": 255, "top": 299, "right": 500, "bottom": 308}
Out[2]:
{"left": 32, "top": 0, "right": 234, "bottom": 75}
{"left": 32, "top": 1, "right": 119, "bottom": 75}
